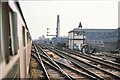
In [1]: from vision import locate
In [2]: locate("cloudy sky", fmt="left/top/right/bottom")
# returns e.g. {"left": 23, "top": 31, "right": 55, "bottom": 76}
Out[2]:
{"left": 19, "top": 0, "right": 119, "bottom": 39}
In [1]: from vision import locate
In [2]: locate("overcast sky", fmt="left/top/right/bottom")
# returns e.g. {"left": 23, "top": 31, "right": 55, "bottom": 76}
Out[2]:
{"left": 19, "top": 0, "right": 119, "bottom": 39}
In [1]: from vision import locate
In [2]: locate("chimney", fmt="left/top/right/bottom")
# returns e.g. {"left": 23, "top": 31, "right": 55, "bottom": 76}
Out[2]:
{"left": 56, "top": 15, "right": 60, "bottom": 37}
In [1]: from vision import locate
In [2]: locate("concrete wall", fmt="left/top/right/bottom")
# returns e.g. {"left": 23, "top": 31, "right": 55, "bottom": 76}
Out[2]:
{"left": 68, "top": 32, "right": 73, "bottom": 49}
{"left": 68, "top": 31, "right": 84, "bottom": 50}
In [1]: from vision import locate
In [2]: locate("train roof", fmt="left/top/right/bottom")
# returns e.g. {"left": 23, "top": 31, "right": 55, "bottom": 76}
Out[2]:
{"left": 15, "top": 2, "right": 28, "bottom": 30}
{"left": 14, "top": 2, "right": 32, "bottom": 39}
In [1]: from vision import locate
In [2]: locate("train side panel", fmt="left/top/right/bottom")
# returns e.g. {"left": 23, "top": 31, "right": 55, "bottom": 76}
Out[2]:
{"left": 9, "top": 2, "right": 26, "bottom": 78}
{"left": 26, "top": 32, "right": 32, "bottom": 78}
{"left": 0, "top": 1, "right": 32, "bottom": 79}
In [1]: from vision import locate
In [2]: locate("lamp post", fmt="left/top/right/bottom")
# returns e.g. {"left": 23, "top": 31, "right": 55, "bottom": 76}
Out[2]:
{"left": 47, "top": 28, "right": 56, "bottom": 36}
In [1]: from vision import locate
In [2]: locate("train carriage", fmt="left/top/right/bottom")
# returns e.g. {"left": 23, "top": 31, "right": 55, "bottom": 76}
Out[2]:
{"left": 0, "top": 1, "right": 32, "bottom": 79}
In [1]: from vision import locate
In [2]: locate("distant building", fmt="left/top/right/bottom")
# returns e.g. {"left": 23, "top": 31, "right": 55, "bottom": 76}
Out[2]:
{"left": 33, "top": 36, "right": 52, "bottom": 44}
{"left": 68, "top": 28, "right": 118, "bottom": 52}
{"left": 68, "top": 29, "right": 85, "bottom": 51}
{"left": 52, "top": 36, "right": 68, "bottom": 47}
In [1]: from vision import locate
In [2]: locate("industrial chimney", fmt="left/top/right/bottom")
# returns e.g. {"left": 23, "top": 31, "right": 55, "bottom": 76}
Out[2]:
{"left": 56, "top": 15, "right": 60, "bottom": 37}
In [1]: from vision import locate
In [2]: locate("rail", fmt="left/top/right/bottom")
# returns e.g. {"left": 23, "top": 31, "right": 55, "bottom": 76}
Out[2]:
{"left": 45, "top": 44, "right": 120, "bottom": 80}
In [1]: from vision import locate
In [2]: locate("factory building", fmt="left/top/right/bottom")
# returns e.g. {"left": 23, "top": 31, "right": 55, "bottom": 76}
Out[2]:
{"left": 68, "top": 28, "right": 118, "bottom": 52}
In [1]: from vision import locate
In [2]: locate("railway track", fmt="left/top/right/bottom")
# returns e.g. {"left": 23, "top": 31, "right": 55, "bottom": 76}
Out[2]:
{"left": 31, "top": 53, "right": 71, "bottom": 80}
{"left": 36, "top": 51, "right": 96, "bottom": 80}
{"left": 30, "top": 43, "right": 102, "bottom": 80}
{"left": 55, "top": 46, "right": 120, "bottom": 75}
{"left": 42, "top": 44, "right": 120, "bottom": 80}
{"left": 47, "top": 44, "right": 120, "bottom": 68}
{"left": 59, "top": 47, "right": 120, "bottom": 69}
{"left": 30, "top": 44, "right": 73, "bottom": 80}
{"left": 46, "top": 44, "right": 120, "bottom": 70}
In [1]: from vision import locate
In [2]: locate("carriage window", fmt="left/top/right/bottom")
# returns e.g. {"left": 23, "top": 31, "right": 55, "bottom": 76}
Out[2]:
{"left": 2, "top": 2, "right": 10, "bottom": 63}
{"left": 9, "top": 17, "right": 12, "bottom": 56}
{"left": 27, "top": 32, "right": 29, "bottom": 43}
{"left": 23, "top": 26, "right": 26, "bottom": 46}
{"left": 9, "top": 10, "right": 18, "bottom": 55}
{"left": 27, "top": 32, "right": 31, "bottom": 44}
